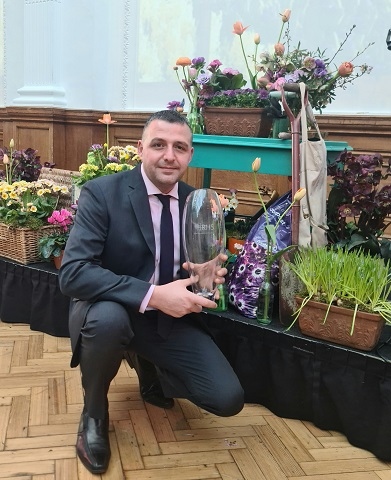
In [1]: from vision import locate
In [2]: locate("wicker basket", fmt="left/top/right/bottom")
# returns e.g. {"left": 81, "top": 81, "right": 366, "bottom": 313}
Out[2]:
{"left": 0, "top": 223, "right": 58, "bottom": 265}
{"left": 39, "top": 167, "right": 79, "bottom": 209}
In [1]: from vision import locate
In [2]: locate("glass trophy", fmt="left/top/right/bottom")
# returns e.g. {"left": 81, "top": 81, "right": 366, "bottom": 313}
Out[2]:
{"left": 182, "top": 188, "right": 226, "bottom": 300}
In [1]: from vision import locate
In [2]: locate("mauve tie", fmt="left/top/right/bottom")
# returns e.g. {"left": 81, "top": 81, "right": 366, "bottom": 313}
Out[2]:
{"left": 155, "top": 194, "right": 174, "bottom": 337}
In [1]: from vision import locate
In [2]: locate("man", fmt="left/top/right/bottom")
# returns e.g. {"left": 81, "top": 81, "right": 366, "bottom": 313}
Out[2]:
{"left": 59, "top": 110, "right": 244, "bottom": 474}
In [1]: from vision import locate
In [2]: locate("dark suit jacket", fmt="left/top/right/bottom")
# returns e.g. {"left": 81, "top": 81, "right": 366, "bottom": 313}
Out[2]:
{"left": 58, "top": 164, "right": 194, "bottom": 366}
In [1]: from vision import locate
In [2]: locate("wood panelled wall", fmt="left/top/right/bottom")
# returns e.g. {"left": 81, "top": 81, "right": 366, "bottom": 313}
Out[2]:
{"left": 0, "top": 107, "right": 390, "bottom": 216}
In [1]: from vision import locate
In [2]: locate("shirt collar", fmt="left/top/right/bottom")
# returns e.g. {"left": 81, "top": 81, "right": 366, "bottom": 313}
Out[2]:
{"left": 141, "top": 163, "right": 179, "bottom": 199}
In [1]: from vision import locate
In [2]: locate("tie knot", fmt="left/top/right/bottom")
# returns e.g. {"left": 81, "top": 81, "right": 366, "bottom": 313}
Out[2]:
{"left": 156, "top": 194, "right": 171, "bottom": 209}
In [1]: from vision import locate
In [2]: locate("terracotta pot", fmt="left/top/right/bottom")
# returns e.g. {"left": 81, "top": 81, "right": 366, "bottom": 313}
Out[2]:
{"left": 227, "top": 237, "right": 245, "bottom": 254}
{"left": 295, "top": 296, "right": 385, "bottom": 351}
{"left": 203, "top": 107, "right": 273, "bottom": 138}
{"left": 53, "top": 250, "right": 64, "bottom": 270}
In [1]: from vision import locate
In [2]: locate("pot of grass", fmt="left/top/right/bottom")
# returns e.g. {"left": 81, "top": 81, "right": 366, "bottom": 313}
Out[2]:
{"left": 284, "top": 247, "right": 391, "bottom": 351}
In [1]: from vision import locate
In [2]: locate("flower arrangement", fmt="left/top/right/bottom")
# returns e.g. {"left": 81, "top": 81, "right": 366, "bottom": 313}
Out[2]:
{"left": 0, "top": 179, "right": 69, "bottom": 229}
{"left": 0, "top": 139, "right": 42, "bottom": 184}
{"left": 326, "top": 149, "right": 391, "bottom": 259}
{"left": 73, "top": 114, "right": 141, "bottom": 187}
{"left": 233, "top": 9, "right": 373, "bottom": 113}
{"left": 73, "top": 143, "right": 140, "bottom": 187}
{"left": 168, "top": 56, "right": 270, "bottom": 133}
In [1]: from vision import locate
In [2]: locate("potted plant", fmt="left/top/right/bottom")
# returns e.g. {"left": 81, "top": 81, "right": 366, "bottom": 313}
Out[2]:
{"left": 38, "top": 208, "right": 74, "bottom": 268}
{"left": 285, "top": 246, "right": 391, "bottom": 351}
{"left": 168, "top": 57, "right": 272, "bottom": 136}
{"left": 225, "top": 217, "right": 255, "bottom": 254}
{"left": 327, "top": 149, "right": 391, "bottom": 260}
{"left": 0, "top": 175, "right": 70, "bottom": 264}
{"left": 0, "top": 138, "right": 42, "bottom": 183}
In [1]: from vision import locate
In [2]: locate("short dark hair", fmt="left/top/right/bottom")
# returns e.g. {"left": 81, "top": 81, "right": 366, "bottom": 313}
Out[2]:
{"left": 143, "top": 110, "right": 191, "bottom": 135}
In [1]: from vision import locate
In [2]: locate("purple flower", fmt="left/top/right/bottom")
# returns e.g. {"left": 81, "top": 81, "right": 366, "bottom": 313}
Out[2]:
{"left": 166, "top": 99, "right": 184, "bottom": 110}
{"left": 191, "top": 57, "right": 205, "bottom": 67}
{"left": 314, "top": 67, "right": 329, "bottom": 78}
{"left": 195, "top": 72, "right": 212, "bottom": 85}
{"left": 315, "top": 58, "right": 326, "bottom": 69}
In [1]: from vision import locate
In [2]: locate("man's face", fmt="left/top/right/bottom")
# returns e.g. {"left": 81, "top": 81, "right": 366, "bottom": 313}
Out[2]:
{"left": 138, "top": 119, "right": 193, "bottom": 193}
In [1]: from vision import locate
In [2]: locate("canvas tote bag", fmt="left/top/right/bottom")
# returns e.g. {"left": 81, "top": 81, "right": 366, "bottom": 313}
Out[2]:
{"left": 298, "top": 83, "right": 328, "bottom": 247}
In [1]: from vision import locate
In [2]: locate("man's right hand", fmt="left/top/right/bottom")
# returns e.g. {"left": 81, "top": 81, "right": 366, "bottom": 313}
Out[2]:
{"left": 148, "top": 278, "right": 217, "bottom": 317}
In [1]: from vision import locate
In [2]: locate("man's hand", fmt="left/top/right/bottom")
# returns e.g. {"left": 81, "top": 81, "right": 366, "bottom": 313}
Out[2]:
{"left": 148, "top": 278, "right": 218, "bottom": 317}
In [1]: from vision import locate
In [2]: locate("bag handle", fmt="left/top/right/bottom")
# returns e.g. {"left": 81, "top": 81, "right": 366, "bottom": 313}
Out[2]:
{"left": 300, "top": 83, "right": 323, "bottom": 141}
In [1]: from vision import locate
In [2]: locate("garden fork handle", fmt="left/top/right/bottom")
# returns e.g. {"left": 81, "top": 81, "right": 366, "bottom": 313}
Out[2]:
{"left": 281, "top": 83, "right": 308, "bottom": 246}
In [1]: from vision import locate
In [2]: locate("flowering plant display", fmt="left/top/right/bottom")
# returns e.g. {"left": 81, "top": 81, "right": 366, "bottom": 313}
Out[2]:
{"left": 73, "top": 114, "right": 141, "bottom": 187}
{"left": 233, "top": 9, "right": 373, "bottom": 113}
{"left": 168, "top": 56, "right": 270, "bottom": 133}
{"left": 38, "top": 208, "right": 75, "bottom": 260}
{"left": 251, "top": 157, "right": 306, "bottom": 322}
{"left": 0, "top": 139, "right": 42, "bottom": 184}
{"left": 0, "top": 179, "right": 69, "bottom": 229}
{"left": 326, "top": 149, "right": 391, "bottom": 259}
{"left": 73, "top": 143, "right": 140, "bottom": 187}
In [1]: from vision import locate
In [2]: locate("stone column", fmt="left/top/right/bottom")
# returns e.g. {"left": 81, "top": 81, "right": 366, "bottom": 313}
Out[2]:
{"left": 13, "top": 0, "right": 66, "bottom": 106}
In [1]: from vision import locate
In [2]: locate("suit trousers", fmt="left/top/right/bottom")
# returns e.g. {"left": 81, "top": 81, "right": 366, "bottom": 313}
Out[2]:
{"left": 78, "top": 301, "right": 244, "bottom": 419}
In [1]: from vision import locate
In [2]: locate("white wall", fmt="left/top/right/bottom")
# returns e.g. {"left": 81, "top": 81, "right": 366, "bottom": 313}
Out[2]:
{"left": 1, "top": 0, "right": 390, "bottom": 114}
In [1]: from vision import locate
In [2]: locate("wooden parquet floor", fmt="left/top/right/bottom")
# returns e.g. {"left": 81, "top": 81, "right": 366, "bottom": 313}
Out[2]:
{"left": 1, "top": 320, "right": 391, "bottom": 480}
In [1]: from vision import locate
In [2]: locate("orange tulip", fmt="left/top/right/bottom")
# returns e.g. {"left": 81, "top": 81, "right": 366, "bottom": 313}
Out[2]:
{"left": 98, "top": 113, "right": 117, "bottom": 125}
{"left": 232, "top": 21, "right": 249, "bottom": 36}
{"left": 281, "top": 9, "right": 291, "bottom": 22}
{"left": 175, "top": 57, "right": 192, "bottom": 67}
{"left": 338, "top": 62, "right": 354, "bottom": 77}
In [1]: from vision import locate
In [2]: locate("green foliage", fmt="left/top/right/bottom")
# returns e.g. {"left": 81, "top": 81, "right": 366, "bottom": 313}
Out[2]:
{"left": 205, "top": 89, "right": 269, "bottom": 108}
{"left": 38, "top": 231, "right": 68, "bottom": 260}
{"left": 225, "top": 217, "right": 255, "bottom": 240}
{"left": 286, "top": 247, "right": 391, "bottom": 330}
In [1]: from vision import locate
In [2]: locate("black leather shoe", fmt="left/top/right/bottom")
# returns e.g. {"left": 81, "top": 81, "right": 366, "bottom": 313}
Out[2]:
{"left": 124, "top": 351, "right": 174, "bottom": 409}
{"left": 140, "top": 381, "right": 175, "bottom": 409}
{"left": 76, "top": 410, "right": 111, "bottom": 474}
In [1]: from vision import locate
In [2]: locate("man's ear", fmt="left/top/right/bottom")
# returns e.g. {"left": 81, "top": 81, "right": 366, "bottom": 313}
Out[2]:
{"left": 187, "top": 147, "right": 194, "bottom": 164}
{"left": 137, "top": 140, "right": 143, "bottom": 156}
